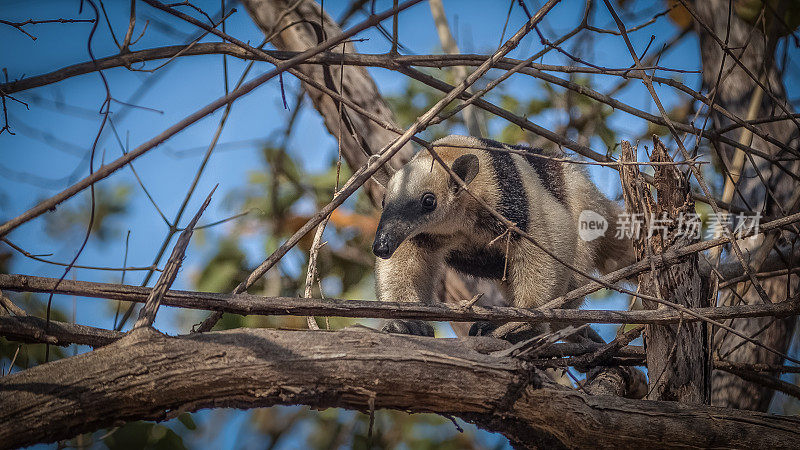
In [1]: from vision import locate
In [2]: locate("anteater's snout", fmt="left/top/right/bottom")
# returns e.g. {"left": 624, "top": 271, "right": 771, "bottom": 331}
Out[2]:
{"left": 372, "top": 233, "right": 395, "bottom": 259}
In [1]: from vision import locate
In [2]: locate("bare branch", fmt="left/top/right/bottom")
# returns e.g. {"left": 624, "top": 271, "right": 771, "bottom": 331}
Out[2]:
{"left": 0, "top": 315, "right": 121, "bottom": 348}
{"left": 0, "top": 291, "right": 27, "bottom": 317}
{"left": 0, "top": 17, "right": 95, "bottom": 41}
{"left": 1, "top": 237, "right": 161, "bottom": 272}
{"left": 716, "top": 360, "right": 800, "bottom": 402}
{"left": 1, "top": 273, "right": 797, "bottom": 326}
{"left": 5, "top": 45, "right": 794, "bottom": 166}
{"left": 0, "top": 314, "right": 647, "bottom": 364}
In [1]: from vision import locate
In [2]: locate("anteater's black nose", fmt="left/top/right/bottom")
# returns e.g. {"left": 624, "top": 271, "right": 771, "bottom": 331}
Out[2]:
{"left": 372, "top": 238, "right": 392, "bottom": 259}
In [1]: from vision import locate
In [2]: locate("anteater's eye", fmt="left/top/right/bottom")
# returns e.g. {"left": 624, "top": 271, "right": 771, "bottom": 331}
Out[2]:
{"left": 420, "top": 192, "right": 437, "bottom": 211}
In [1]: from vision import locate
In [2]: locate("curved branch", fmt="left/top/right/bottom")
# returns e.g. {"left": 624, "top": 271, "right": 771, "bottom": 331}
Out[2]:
{"left": 4, "top": 45, "right": 795, "bottom": 159}
{"left": 1, "top": 328, "right": 798, "bottom": 449}
{"left": 0, "top": 45, "right": 699, "bottom": 95}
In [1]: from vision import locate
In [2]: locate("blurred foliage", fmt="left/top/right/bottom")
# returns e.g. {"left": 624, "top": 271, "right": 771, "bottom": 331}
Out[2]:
{"left": 666, "top": 0, "right": 694, "bottom": 29}
{"left": 735, "top": 0, "right": 800, "bottom": 36}
{"left": 56, "top": 417, "right": 197, "bottom": 449}
{"left": 248, "top": 407, "right": 497, "bottom": 450}
{"left": 44, "top": 184, "right": 132, "bottom": 241}
{"left": 307, "top": 409, "right": 492, "bottom": 450}
{"left": 195, "top": 237, "right": 249, "bottom": 294}
{"left": 2, "top": 180, "right": 134, "bottom": 374}
{"left": 198, "top": 143, "right": 380, "bottom": 333}
{"left": 101, "top": 421, "right": 189, "bottom": 450}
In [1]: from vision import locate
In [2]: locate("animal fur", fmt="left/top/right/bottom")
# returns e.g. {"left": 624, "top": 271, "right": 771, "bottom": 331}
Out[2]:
{"left": 373, "top": 135, "right": 633, "bottom": 313}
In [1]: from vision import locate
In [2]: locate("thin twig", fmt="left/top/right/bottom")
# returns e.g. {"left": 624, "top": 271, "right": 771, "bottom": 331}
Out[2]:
{"left": 0, "top": 17, "right": 95, "bottom": 40}
{"left": 1, "top": 237, "right": 160, "bottom": 272}
{"left": 303, "top": 218, "right": 329, "bottom": 331}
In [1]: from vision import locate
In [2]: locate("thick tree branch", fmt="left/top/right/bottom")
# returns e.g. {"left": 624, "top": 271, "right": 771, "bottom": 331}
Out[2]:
{"left": 1, "top": 328, "right": 799, "bottom": 449}
{"left": 0, "top": 314, "right": 645, "bottom": 359}
{"left": 6, "top": 314, "right": 797, "bottom": 403}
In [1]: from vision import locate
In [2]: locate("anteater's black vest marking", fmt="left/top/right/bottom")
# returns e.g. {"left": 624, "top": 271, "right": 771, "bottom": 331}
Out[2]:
{"left": 483, "top": 139, "right": 566, "bottom": 205}
{"left": 412, "top": 138, "right": 566, "bottom": 281}
{"left": 411, "top": 233, "right": 446, "bottom": 251}
{"left": 411, "top": 233, "right": 506, "bottom": 279}
{"left": 446, "top": 247, "right": 506, "bottom": 279}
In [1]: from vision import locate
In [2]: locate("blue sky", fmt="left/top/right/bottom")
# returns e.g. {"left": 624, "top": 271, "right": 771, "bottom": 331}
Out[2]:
{"left": 3, "top": 0, "right": 799, "bottom": 447}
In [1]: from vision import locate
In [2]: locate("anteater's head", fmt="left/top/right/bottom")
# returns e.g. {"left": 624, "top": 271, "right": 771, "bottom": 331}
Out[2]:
{"left": 372, "top": 153, "right": 479, "bottom": 259}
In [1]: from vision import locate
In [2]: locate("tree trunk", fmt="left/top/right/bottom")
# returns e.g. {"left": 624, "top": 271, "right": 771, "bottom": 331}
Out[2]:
{"left": 242, "top": 0, "right": 414, "bottom": 203}
{"left": 693, "top": 0, "right": 800, "bottom": 410}
{"left": 2, "top": 327, "right": 799, "bottom": 449}
{"left": 620, "top": 139, "right": 708, "bottom": 403}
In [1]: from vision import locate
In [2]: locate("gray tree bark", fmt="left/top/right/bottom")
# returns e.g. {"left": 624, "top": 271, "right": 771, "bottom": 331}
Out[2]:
{"left": 2, "top": 327, "right": 799, "bottom": 449}
{"left": 242, "top": 0, "right": 414, "bottom": 203}
{"left": 620, "top": 139, "right": 708, "bottom": 403}
{"left": 693, "top": 0, "right": 800, "bottom": 410}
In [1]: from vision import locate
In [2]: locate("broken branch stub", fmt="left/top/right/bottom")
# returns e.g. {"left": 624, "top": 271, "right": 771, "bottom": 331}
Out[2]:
{"left": 619, "top": 138, "right": 708, "bottom": 403}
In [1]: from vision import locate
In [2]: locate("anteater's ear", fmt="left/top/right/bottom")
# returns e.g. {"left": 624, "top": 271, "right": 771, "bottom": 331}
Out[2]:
{"left": 450, "top": 154, "right": 479, "bottom": 191}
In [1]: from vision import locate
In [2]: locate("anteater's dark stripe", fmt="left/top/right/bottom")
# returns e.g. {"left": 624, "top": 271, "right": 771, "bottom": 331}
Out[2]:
{"left": 446, "top": 247, "right": 506, "bottom": 279}
{"left": 477, "top": 138, "right": 529, "bottom": 238}
{"left": 472, "top": 138, "right": 566, "bottom": 205}
{"left": 517, "top": 145, "right": 566, "bottom": 204}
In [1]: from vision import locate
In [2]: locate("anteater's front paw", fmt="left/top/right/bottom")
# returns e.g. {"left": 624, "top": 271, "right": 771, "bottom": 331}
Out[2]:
{"left": 382, "top": 319, "right": 435, "bottom": 337}
{"left": 468, "top": 321, "right": 498, "bottom": 337}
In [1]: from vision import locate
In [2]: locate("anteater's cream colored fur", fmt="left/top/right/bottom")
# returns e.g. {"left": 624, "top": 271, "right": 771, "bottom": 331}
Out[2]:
{"left": 373, "top": 135, "right": 633, "bottom": 314}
